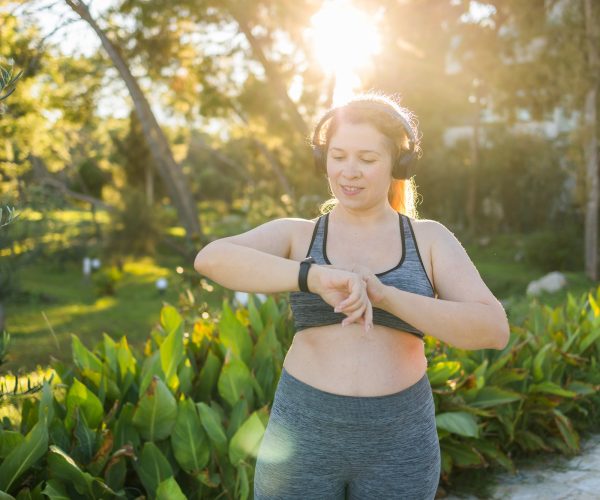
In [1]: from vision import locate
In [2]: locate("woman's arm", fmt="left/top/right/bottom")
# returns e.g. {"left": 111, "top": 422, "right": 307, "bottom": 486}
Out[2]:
{"left": 380, "top": 220, "right": 509, "bottom": 350}
{"left": 372, "top": 221, "right": 509, "bottom": 350}
{"left": 194, "top": 219, "right": 373, "bottom": 330}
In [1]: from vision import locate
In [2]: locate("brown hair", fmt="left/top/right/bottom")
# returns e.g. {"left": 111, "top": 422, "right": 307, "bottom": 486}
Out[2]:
{"left": 315, "top": 92, "right": 422, "bottom": 218}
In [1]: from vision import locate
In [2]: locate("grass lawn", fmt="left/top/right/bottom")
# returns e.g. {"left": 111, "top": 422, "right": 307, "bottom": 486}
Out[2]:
{"left": 4, "top": 255, "right": 226, "bottom": 372}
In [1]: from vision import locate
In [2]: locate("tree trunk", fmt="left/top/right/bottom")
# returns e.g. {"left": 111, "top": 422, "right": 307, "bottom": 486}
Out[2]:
{"left": 228, "top": 7, "right": 309, "bottom": 137}
{"left": 65, "top": 0, "right": 202, "bottom": 242}
{"left": 584, "top": 0, "right": 599, "bottom": 281}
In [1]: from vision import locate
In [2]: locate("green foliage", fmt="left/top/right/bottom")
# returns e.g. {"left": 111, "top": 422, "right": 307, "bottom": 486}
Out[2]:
{"left": 0, "top": 293, "right": 290, "bottom": 498}
{"left": 0, "top": 207, "right": 19, "bottom": 230}
{"left": 92, "top": 266, "right": 123, "bottom": 297}
{"left": 0, "top": 65, "right": 22, "bottom": 102}
{"left": 523, "top": 225, "right": 584, "bottom": 272}
{"left": 429, "top": 286, "right": 600, "bottom": 484}
{"left": 1, "top": 284, "right": 599, "bottom": 497}
{"left": 105, "top": 190, "right": 165, "bottom": 257}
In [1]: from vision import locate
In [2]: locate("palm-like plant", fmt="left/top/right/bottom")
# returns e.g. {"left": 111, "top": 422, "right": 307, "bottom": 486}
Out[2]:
{"left": 0, "top": 64, "right": 22, "bottom": 102}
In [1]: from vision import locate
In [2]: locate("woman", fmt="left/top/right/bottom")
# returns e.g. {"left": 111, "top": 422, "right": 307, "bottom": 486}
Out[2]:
{"left": 194, "top": 92, "right": 510, "bottom": 499}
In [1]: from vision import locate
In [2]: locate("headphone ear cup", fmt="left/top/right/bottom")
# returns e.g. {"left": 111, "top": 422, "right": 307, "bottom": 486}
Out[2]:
{"left": 393, "top": 151, "right": 416, "bottom": 179}
{"left": 313, "top": 145, "right": 327, "bottom": 174}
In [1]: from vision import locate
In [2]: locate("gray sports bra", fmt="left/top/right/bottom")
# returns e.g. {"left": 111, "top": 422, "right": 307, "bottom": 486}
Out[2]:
{"left": 289, "top": 211, "right": 437, "bottom": 339}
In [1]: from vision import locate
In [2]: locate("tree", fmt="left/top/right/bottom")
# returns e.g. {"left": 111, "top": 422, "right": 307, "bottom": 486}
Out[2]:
{"left": 64, "top": 0, "right": 203, "bottom": 244}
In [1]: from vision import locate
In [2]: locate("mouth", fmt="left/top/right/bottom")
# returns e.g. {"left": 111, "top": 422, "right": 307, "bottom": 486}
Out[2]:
{"left": 341, "top": 185, "right": 364, "bottom": 195}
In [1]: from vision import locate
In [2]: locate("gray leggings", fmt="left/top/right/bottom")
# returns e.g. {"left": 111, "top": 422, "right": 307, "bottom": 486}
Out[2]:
{"left": 253, "top": 367, "right": 441, "bottom": 499}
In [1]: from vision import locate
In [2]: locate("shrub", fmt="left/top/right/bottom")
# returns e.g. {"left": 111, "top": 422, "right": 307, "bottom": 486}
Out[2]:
{"left": 0, "top": 286, "right": 598, "bottom": 498}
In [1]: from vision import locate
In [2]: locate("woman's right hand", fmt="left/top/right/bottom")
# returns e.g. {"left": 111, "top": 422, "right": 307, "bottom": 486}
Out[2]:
{"left": 307, "top": 265, "right": 373, "bottom": 333}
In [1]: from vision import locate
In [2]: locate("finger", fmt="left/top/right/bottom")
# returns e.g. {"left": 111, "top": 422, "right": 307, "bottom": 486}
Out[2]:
{"left": 335, "top": 298, "right": 362, "bottom": 314}
{"left": 337, "top": 284, "right": 368, "bottom": 314}
{"left": 342, "top": 301, "right": 367, "bottom": 327}
{"left": 365, "top": 300, "right": 373, "bottom": 332}
{"left": 337, "top": 278, "right": 365, "bottom": 310}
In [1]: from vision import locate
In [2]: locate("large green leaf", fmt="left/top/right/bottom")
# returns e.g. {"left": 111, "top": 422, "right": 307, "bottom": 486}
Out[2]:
{"left": 0, "top": 420, "right": 48, "bottom": 492}
{"left": 579, "top": 328, "right": 600, "bottom": 353}
{"left": 156, "top": 477, "right": 186, "bottom": 500}
{"left": 72, "top": 335, "right": 103, "bottom": 373}
{"left": 197, "top": 350, "right": 221, "bottom": 402}
{"left": 132, "top": 376, "right": 177, "bottom": 442}
{"left": 41, "top": 480, "right": 69, "bottom": 500}
{"left": 139, "top": 351, "right": 164, "bottom": 395}
{"left": 47, "top": 445, "right": 95, "bottom": 496}
{"left": 160, "top": 313, "right": 185, "bottom": 391}
{"left": 441, "top": 440, "right": 485, "bottom": 467}
{"left": 532, "top": 344, "right": 552, "bottom": 382}
{"left": 38, "top": 381, "right": 55, "bottom": 424}
{"left": 171, "top": 398, "right": 210, "bottom": 474}
{"left": 217, "top": 357, "right": 254, "bottom": 408}
{"left": 470, "top": 386, "right": 523, "bottom": 408}
{"left": 219, "top": 300, "right": 252, "bottom": 365}
{"left": 247, "top": 294, "right": 264, "bottom": 333}
{"left": 116, "top": 336, "right": 137, "bottom": 394}
{"left": 135, "top": 442, "right": 173, "bottom": 498}
{"left": 553, "top": 409, "right": 580, "bottom": 452}
{"left": 0, "top": 432, "right": 24, "bottom": 459}
{"left": 102, "top": 333, "right": 118, "bottom": 376}
{"left": 435, "top": 412, "right": 479, "bottom": 438}
{"left": 113, "top": 402, "right": 140, "bottom": 449}
{"left": 235, "top": 463, "right": 250, "bottom": 500}
{"left": 161, "top": 305, "right": 183, "bottom": 337}
{"left": 65, "top": 378, "right": 104, "bottom": 431}
{"left": 228, "top": 411, "right": 266, "bottom": 466}
{"left": 529, "top": 381, "right": 577, "bottom": 398}
{"left": 72, "top": 408, "right": 97, "bottom": 464}
{"left": 197, "top": 402, "right": 228, "bottom": 457}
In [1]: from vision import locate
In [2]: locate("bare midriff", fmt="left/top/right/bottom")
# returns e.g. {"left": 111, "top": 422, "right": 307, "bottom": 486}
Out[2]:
{"left": 282, "top": 322, "right": 428, "bottom": 397}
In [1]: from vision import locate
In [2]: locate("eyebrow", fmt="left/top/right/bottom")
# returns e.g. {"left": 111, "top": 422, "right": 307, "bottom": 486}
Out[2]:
{"left": 329, "top": 147, "right": 381, "bottom": 155}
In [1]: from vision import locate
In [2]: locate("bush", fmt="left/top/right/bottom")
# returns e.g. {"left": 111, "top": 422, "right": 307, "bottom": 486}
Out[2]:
{"left": 0, "top": 286, "right": 599, "bottom": 498}
{"left": 523, "top": 224, "right": 584, "bottom": 272}
{"left": 92, "top": 266, "right": 123, "bottom": 296}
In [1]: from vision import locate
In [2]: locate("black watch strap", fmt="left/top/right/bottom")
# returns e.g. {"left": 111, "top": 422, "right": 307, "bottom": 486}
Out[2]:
{"left": 298, "top": 256, "right": 316, "bottom": 292}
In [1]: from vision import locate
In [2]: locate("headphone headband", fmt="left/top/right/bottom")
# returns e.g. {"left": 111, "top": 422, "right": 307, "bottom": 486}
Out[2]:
{"left": 310, "top": 100, "right": 418, "bottom": 179}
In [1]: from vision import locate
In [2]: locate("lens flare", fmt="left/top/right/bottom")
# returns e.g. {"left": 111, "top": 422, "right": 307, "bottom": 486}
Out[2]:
{"left": 307, "top": 0, "right": 382, "bottom": 104}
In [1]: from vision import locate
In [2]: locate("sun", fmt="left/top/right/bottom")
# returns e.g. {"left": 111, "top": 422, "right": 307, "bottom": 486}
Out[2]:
{"left": 307, "top": 0, "right": 382, "bottom": 104}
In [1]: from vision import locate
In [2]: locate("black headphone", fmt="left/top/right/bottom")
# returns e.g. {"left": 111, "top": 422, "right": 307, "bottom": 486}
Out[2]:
{"left": 311, "top": 100, "right": 418, "bottom": 180}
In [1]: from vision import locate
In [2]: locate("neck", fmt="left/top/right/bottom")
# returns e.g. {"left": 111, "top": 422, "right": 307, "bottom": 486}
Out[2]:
{"left": 330, "top": 202, "right": 396, "bottom": 227}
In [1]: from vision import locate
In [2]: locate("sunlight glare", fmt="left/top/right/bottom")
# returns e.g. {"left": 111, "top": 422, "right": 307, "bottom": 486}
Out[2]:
{"left": 308, "top": 0, "right": 382, "bottom": 104}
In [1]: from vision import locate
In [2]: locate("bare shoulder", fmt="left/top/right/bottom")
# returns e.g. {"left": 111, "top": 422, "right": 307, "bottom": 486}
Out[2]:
{"left": 410, "top": 217, "right": 457, "bottom": 249}
{"left": 408, "top": 217, "right": 440, "bottom": 240}
{"left": 288, "top": 216, "right": 320, "bottom": 261}
{"left": 418, "top": 218, "right": 500, "bottom": 306}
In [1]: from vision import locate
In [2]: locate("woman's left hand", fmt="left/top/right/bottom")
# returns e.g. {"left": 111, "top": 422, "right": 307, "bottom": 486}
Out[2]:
{"left": 322, "top": 263, "right": 387, "bottom": 310}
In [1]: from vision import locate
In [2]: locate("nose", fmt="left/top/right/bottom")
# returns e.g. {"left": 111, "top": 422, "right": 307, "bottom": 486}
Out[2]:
{"left": 342, "top": 158, "right": 361, "bottom": 178}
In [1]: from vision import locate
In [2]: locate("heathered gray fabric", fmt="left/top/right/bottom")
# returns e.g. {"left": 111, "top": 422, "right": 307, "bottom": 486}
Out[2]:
{"left": 289, "top": 211, "right": 436, "bottom": 339}
{"left": 253, "top": 367, "right": 441, "bottom": 499}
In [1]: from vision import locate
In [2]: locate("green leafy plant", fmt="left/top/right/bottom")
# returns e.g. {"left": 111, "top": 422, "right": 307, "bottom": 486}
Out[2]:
{"left": 0, "top": 65, "right": 22, "bottom": 102}
{"left": 0, "top": 286, "right": 599, "bottom": 498}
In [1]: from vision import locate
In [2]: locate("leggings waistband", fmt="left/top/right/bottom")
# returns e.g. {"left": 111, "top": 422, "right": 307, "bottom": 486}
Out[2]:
{"left": 275, "top": 367, "right": 433, "bottom": 424}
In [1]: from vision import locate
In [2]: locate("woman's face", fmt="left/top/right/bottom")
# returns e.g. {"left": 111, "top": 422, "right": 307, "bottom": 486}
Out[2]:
{"left": 326, "top": 120, "right": 393, "bottom": 208}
